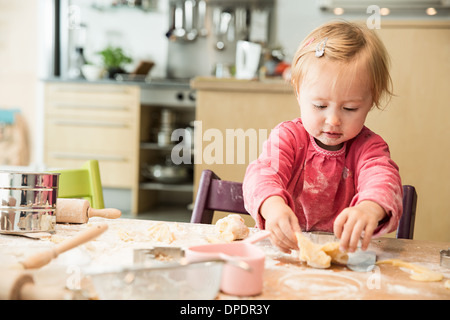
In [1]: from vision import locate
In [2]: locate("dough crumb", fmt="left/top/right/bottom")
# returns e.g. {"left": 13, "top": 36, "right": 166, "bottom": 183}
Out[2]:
{"left": 215, "top": 214, "right": 249, "bottom": 242}
{"left": 117, "top": 230, "right": 136, "bottom": 242}
{"left": 148, "top": 222, "right": 175, "bottom": 244}
{"left": 377, "top": 259, "right": 444, "bottom": 282}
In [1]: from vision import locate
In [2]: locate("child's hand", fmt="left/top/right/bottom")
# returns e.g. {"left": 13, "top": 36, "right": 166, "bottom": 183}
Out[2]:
{"left": 260, "top": 196, "right": 301, "bottom": 253}
{"left": 333, "top": 201, "right": 386, "bottom": 253}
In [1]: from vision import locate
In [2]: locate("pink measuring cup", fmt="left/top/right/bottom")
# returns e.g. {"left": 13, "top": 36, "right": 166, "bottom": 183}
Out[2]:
{"left": 185, "top": 230, "right": 270, "bottom": 296}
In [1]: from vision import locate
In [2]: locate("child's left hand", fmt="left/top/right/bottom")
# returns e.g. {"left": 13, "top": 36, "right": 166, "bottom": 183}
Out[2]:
{"left": 333, "top": 201, "right": 386, "bottom": 253}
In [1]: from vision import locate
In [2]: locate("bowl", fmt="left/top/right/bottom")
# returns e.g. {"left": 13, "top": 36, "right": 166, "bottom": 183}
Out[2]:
{"left": 142, "top": 163, "right": 190, "bottom": 184}
{"left": 81, "top": 64, "right": 105, "bottom": 81}
{"left": 0, "top": 171, "right": 59, "bottom": 234}
{"left": 85, "top": 261, "right": 223, "bottom": 300}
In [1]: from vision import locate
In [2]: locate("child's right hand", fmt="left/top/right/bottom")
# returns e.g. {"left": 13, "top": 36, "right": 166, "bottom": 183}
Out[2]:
{"left": 260, "top": 196, "right": 301, "bottom": 253}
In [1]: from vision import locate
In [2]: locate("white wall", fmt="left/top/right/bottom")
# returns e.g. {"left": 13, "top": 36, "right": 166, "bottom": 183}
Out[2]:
{"left": 67, "top": 0, "right": 169, "bottom": 77}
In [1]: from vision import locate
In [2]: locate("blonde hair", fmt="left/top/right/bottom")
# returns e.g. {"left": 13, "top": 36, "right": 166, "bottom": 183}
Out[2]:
{"left": 291, "top": 20, "right": 393, "bottom": 109}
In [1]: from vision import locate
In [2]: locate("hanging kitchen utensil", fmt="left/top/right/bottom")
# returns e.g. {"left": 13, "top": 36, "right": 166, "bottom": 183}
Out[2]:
{"left": 184, "top": 0, "right": 198, "bottom": 41}
{"left": 172, "top": 3, "right": 186, "bottom": 40}
{"left": 227, "top": 12, "right": 235, "bottom": 43}
{"left": 165, "top": 4, "right": 176, "bottom": 39}
{"left": 215, "top": 10, "right": 232, "bottom": 51}
{"left": 235, "top": 6, "right": 248, "bottom": 38}
{"left": 197, "top": 0, "right": 208, "bottom": 37}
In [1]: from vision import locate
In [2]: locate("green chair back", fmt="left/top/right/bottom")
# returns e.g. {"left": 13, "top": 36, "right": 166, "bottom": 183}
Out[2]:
{"left": 54, "top": 160, "right": 105, "bottom": 209}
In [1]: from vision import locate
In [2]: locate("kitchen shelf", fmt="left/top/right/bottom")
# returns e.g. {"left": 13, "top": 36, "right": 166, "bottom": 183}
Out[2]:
{"left": 140, "top": 142, "right": 193, "bottom": 152}
{"left": 139, "top": 181, "right": 194, "bottom": 192}
{"left": 140, "top": 142, "right": 174, "bottom": 151}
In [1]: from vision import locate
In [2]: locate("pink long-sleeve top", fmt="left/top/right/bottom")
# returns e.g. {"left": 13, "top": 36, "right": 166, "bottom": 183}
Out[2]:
{"left": 243, "top": 118, "right": 403, "bottom": 237}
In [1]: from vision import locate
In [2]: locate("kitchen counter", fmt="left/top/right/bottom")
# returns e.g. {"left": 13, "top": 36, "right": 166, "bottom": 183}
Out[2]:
{"left": 42, "top": 76, "right": 191, "bottom": 90}
{"left": 191, "top": 76, "right": 294, "bottom": 94}
{"left": 1, "top": 218, "right": 449, "bottom": 300}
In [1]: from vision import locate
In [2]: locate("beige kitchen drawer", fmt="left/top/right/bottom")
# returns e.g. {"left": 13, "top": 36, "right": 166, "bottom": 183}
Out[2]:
{"left": 45, "top": 83, "right": 139, "bottom": 120}
{"left": 45, "top": 117, "right": 135, "bottom": 153}
{"left": 44, "top": 82, "right": 140, "bottom": 189}
{"left": 45, "top": 156, "right": 135, "bottom": 188}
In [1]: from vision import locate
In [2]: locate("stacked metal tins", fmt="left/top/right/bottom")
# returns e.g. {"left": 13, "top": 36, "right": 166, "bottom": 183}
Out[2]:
{"left": 0, "top": 171, "right": 59, "bottom": 234}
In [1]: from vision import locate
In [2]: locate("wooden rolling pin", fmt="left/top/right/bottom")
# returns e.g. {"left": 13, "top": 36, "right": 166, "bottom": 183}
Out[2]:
{"left": 56, "top": 198, "right": 121, "bottom": 224}
{"left": 18, "top": 223, "right": 108, "bottom": 270}
{"left": 0, "top": 270, "right": 72, "bottom": 300}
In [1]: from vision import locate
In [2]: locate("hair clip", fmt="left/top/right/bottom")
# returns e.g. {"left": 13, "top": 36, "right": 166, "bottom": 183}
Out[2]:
{"left": 304, "top": 37, "right": 315, "bottom": 48}
{"left": 315, "top": 37, "right": 328, "bottom": 57}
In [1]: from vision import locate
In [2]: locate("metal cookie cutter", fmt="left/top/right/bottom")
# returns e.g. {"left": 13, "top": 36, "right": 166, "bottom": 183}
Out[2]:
{"left": 440, "top": 248, "right": 450, "bottom": 268}
{"left": 134, "top": 246, "right": 184, "bottom": 265}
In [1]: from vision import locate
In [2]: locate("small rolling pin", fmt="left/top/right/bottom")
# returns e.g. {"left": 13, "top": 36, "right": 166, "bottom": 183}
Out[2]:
{"left": 56, "top": 198, "right": 121, "bottom": 224}
{"left": 18, "top": 223, "right": 108, "bottom": 270}
{"left": 0, "top": 270, "right": 72, "bottom": 300}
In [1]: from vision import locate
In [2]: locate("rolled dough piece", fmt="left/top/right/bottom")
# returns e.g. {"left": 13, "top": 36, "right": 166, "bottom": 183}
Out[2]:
{"left": 377, "top": 259, "right": 444, "bottom": 282}
{"left": 445, "top": 279, "right": 450, "bottom": 290}
{"left": 215, "top": 214, "right": 249, "bottom": 242}
{"left": 295, "top": 232, "right": 348, "bottom": 269}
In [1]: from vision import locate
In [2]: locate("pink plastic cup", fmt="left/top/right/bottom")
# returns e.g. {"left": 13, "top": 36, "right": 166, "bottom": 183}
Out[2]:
{"left": 185, "top": 231, "right": 270, "bottom": 296}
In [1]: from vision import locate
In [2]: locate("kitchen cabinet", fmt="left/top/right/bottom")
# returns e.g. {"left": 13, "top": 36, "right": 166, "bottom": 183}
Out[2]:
{"left": 44, "top": 82, "right": 140, "bottom": 191}
{"left": 369, "top": 21, "right": 450, "bottom": 242}
{"left": 138, "top": 102, "right": 195, "bottom": 214}
{"left": 44, "top": 80, "right": 195, "bottom": 217}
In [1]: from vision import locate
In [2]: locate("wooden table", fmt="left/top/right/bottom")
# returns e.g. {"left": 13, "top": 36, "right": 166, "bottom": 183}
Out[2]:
{"left": 0, "top": 218, "right": 449, "bottom": 300}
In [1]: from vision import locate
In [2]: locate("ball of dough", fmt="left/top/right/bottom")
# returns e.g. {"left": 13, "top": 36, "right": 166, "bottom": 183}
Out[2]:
{"left": 215, "top": 214, "right": 249, "bottom": 242}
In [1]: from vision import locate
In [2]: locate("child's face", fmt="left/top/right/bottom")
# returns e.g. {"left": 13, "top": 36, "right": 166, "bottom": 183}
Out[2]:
{"left": 297, "top": 59, "right": 373, "bottom": 151}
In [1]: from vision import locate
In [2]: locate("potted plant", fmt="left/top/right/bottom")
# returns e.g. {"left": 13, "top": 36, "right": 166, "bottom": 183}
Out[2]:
{"left": 97, "top": 46, "right": 133, "bottom": 79}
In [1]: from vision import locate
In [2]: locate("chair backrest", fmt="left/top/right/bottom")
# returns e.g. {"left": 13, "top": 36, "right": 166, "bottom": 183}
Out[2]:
{"left": 396, "top": 185, "right": 417, "bottom": 239}
{"left": 191, "top": 170, "right": 247, "bottom": 224}
{"left": 191, "top": 170, "right": 417, "bottom": 240}
{"left": 53, "top": 160, "right": 105, "bottom": 209}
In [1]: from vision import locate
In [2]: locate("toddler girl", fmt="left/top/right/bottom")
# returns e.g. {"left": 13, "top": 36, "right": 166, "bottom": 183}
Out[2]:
{"left": 243, "top": 21, "right": 403, "bottom": 253}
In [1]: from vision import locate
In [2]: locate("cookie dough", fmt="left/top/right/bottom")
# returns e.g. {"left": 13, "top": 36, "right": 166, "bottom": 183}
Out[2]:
{"left": 215, "top": 214, "right": 249, "bottom": 242}
{"left": 295, "top": 232, "right": 348, "bottom": 269}
{"left": 377, "top": 259, "right": 444, "bottom": 282}
{"left": 148, "top": 222, "right": 175, "bottom": 244}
